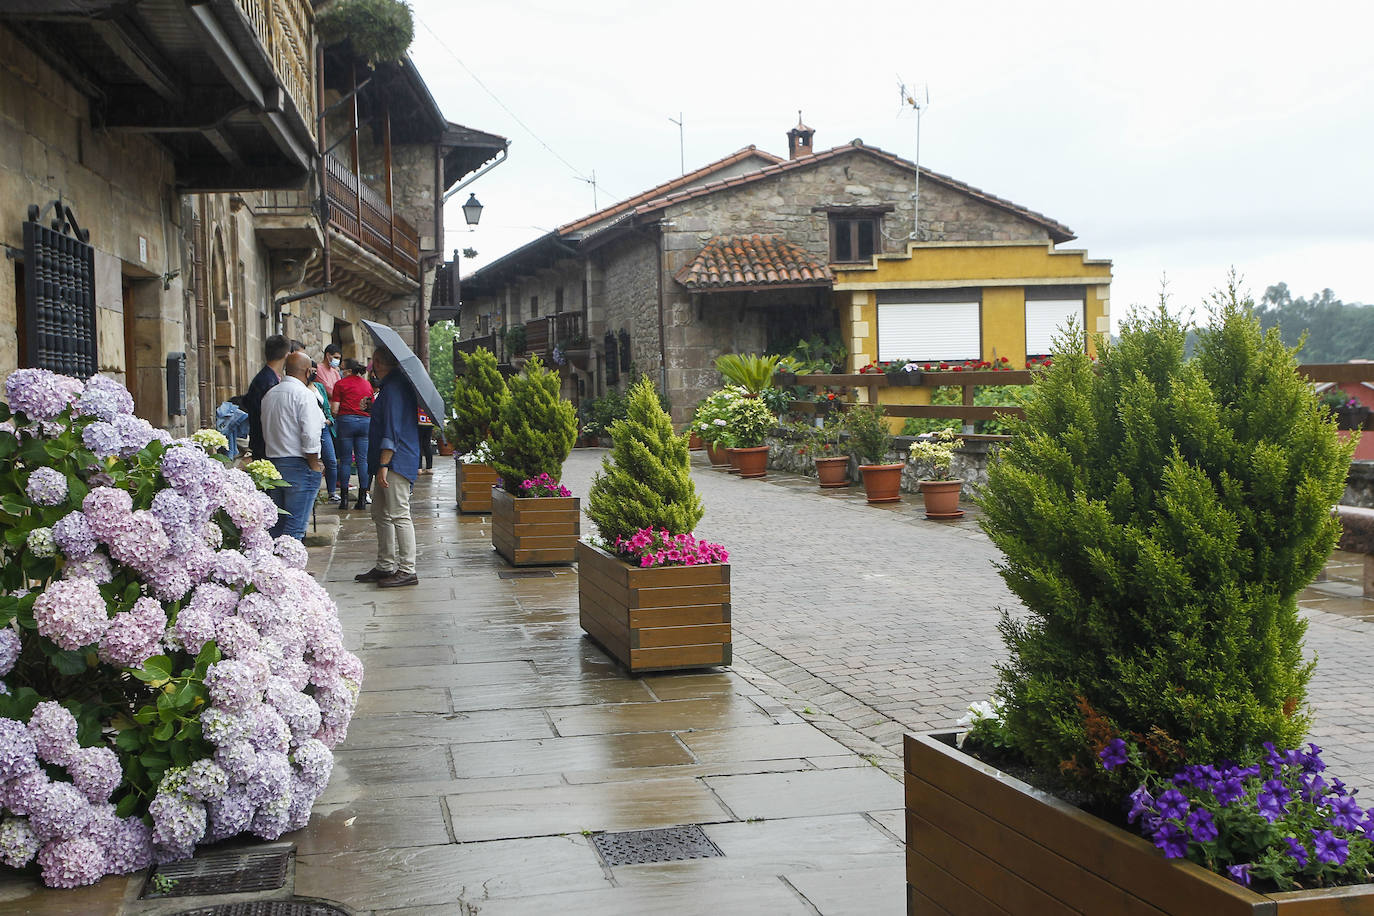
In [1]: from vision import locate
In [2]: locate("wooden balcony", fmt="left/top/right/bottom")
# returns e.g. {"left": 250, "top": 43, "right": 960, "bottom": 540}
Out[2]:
{"left": 232, "top": 0, "right": 316, "bottom": 145}
{"left": 524, "top": 313, "right": 586, "bottom": 361}
{"left": 455, "top": 334, "right": 499, "bottom": 362}
{"left": 324, "top": 153, "right": 420, "bottom": 281}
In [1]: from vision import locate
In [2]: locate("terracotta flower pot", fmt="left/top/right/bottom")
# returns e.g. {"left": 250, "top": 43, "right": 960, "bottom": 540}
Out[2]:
{"left": 725, "top": 448, "right": 742, "bottom": 474}
{"left": 919, "top": 478, "right": 965, "bottom": 519}
{"left": 859, "top": 463, "right": 904, "bottom": 504}
{"left": 731, "top": 445, "right": 769, "bottom": 479}
{"left": 705, "top": 442, "right": 730, "bottom": 466}
{"left": 814, "top": 456, "right": 850, "bottom": 488}
{"left": 688, "top": 433, "right": 704, "bottom": 451}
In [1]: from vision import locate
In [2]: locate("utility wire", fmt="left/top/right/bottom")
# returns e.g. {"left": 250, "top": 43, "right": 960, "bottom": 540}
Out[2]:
{"left": 416, "top": 15, "right": 619, "bottom": 201}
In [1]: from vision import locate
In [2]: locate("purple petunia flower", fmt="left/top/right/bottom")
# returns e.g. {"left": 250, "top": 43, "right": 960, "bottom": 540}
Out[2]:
{"left": 1312, "top": 829, "right": 1350, "bottom": 866}
{"left": 1156, "top": 788, "right": 1189, "bottom": 820}
{"left": 1257, "top": 780, "right": 1293, "bottom": 823}
{"left": 1325, "top": 794, "right": 1363, "bottom": 831}
{"left": 1227, "top": 863, "right": 1253, "bottom": 887}
{"left": 1098, "top": 738, "right": 1128, "bottom": 771}
{"left": 32, "top": 576, "right": 110, "bottom": 651}
{"left": 1300, "top": 773, "right": 1329, "bottom": 803}
{"left": 1186, "top": 808, "right": 1218, "bottom": 843}
{"left": 1152, "top": 822, "right": 1189, "bottom": 858}
{"left": 1302, "top": 743, "right": 1327, "bottom": 775}
{"left": 1284, "top": 835, "right": 1309, "bottom": 868}
{"left": 25, "top": 467, "right": 68, "bottom": 507}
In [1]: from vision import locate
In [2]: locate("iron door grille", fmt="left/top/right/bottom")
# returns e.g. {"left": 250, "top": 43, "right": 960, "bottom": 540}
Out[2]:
{"left": 23, "top": 218, "right": 97, "bottom": 378}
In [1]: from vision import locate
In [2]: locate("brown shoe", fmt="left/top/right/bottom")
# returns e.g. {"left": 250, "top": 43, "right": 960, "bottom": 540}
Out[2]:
{"left": 354, "top": 566, "right": 393, "bottom": 582}
{"left": 376, "top": 571, "right": 419, "bottom": 588}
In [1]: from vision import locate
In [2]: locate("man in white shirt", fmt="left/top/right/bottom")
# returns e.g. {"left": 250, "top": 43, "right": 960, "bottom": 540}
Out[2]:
{"left": 260, "top": 351, "right": 325, "bottom": 540}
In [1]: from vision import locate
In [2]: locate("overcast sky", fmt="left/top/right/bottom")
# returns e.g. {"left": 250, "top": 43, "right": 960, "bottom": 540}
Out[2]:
{"left": 409, "top": 0, "right": 1373, "bottom": 329}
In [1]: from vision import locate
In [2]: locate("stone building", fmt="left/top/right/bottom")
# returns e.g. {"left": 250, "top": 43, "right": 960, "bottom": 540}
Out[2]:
{"left": 459, "top": 118, "right": 1105, "bottom": 426}
{"left": 0, "top": 3, "right": 505, "bottom": 436}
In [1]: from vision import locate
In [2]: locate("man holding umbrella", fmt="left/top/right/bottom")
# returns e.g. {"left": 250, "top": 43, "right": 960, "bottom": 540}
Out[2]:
{"left": 354, "top": 344, "right": 422, "bottom": 588}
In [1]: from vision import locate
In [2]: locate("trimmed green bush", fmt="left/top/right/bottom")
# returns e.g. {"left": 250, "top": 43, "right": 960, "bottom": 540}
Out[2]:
{"left": 587, "top": 377, "right": 703, "bottom": 543}
{"left": 844, "top": 404, "right": 894, "bottom": 465}
{"left": 489, "top": 356, "right": 577, "bottom": 493}
{"left": 978, "top": 289, "right": 1352, "bottom": 801}
{"left": 450, "top": 347, "right": 505, "bottom": 454}
{"left": 317, "top": 0, "right": 414, "bottom": 65}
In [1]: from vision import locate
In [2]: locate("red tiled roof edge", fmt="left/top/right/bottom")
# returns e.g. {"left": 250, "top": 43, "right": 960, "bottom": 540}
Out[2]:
{"left": 556, "top": 146, "right": 785, "bottom": 235}
{"left": 632, "top": 141, "right": 1076, "bottom": 243}
{"left": 675, "top": 234, "right": 834, "bottom": 291}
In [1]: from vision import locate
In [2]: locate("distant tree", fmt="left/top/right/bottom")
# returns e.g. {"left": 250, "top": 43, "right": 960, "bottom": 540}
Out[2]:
{"left": 429, "top": 321, "right": 456, "bottom": 416}
{"left": 1254, "top": 283, "right": 1374, "bottom": 363}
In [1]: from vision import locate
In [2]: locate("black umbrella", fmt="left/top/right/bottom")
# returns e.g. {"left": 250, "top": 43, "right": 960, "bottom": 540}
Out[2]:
{"left": 359, "top": 319, "right": 447, "bottom": 442}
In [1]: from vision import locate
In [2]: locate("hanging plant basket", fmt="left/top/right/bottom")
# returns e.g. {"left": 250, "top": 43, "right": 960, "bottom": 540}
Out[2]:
{"left": 317, "top": 0, "right": 415, "bottom": 65}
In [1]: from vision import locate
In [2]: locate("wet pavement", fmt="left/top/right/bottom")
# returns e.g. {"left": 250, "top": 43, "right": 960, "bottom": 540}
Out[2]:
{"left": 4, "top": 449, "right": 1374, "bottom": 913}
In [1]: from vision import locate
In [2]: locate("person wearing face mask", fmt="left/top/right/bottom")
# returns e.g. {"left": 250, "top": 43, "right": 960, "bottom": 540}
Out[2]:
{"left": 310, "top": 361, "right": 340, "bottom": 503}
{"left": 316, "top": 343, "right": 343, "bottom": 397}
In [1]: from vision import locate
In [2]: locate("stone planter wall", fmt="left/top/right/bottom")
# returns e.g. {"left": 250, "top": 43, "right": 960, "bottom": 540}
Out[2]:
{"left": 1345, "top": 461, "right": 1374, "bottom": 508}
{"left": 764, "top": 428, "right": 1004, "bottom": 499}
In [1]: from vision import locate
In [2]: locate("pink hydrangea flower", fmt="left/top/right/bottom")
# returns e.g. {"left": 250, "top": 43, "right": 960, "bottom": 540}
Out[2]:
{"left": 33, "top": 577, "right": 110, "bottom": 651}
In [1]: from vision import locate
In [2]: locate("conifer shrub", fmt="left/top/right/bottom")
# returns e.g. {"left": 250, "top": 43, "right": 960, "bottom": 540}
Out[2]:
{"left": 587, "top": 377, "right": 703, "bottom": 544}
{"left": 489, "top": 356, "right": 576, "bottom": 493}
{"left": 450, "top": 347, "right": 505, "bottom": 455}
{"left": 978, "top": 288, "right": 1351, "bottom": 802}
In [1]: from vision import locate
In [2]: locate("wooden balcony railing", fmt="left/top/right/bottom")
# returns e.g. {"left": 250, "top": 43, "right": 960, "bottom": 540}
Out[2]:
{"left": 234, "top": 0, "right": 316, "bottom": 142}
{"left": 523, "top": 313, "right": 586, "bottom": 361}
{"left": 455, "top": 333, "right": 498, "bottom": 357}
{"left": 324, "top": 152, "right": 420, "bottom": 281}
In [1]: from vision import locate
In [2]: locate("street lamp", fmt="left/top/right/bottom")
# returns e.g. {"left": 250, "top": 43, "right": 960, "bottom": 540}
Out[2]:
{"left": 461, "top": 193, "right": 483, "bottom": 226}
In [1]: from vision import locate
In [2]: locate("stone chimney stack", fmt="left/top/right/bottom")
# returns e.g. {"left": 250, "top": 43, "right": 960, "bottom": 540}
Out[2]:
{"left": 786, "top": 111, "right": 814, "bottom": 160}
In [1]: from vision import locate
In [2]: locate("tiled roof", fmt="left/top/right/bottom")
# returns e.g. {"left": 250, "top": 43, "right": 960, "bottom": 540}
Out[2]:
{"left": 676, "top": 235, "right": 833, "bottom": 291}
{"left": 557, "top": 146, "right": 784, "bottom": 235}
{"left": 633, "top": 140, "right": 1076, "bottom": 243}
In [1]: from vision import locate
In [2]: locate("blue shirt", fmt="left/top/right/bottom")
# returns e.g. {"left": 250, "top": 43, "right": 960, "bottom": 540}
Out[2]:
{"left": 367, "top": 372, "right": 420, "bottom": 484}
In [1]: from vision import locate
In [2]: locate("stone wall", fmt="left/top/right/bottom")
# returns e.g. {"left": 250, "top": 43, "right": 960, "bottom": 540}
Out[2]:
{"left": 1345, "top": 462, "right": 1374, "bottom": 508}
{"left": 596, "top": 236, "right": 659, "bottom": 385}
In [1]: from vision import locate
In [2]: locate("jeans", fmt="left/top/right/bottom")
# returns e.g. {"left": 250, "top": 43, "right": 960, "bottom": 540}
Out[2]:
{"left": 320, "top": 426, "right": 338, "bottom": 497}
{"left": 419, "top": 426, "right": 433, "bottom": 469}
{"left": 371, "top": 472, "right": 415, "bottom": 574}
{"left": 268, "top": 456, "right": 322, "bottom": 540}
{"left": 335, "top": 414, "right": 370, "bottom": 494}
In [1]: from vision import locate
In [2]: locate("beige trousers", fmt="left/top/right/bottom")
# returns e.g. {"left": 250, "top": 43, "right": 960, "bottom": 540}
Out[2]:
{"left": 371, "top": 473, "right": 416, "bottom": 575}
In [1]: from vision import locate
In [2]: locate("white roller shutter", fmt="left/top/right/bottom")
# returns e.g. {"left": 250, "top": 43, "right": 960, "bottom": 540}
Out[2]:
{"left": 1025, "top": 299, "right": 1084, "bottom": 356}
{"left": 877, "top": 300, "right": 980, "bottom": 362}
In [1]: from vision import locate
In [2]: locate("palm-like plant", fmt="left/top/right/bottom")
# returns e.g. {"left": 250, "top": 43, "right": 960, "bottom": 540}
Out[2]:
{"left": 715, "top": 353, "right": 781, "bottom": 395}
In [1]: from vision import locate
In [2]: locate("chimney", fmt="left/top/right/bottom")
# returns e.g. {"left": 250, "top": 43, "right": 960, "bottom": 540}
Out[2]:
{"left": 786, "top": 111, "right": 814, "bottom": 160}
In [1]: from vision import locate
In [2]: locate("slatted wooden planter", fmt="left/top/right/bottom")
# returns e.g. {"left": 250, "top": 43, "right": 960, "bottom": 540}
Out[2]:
{"left": 577, "top": 541, "right": 730, "bottom": 673}
{"left": 456, "top": 462, "right": 500, "bottom": 514}
{"left": 904, "top": 731, "right": 1374, "bottom": 914}
{"left": 490, "top": 487, "right": 579, "bottom": 566}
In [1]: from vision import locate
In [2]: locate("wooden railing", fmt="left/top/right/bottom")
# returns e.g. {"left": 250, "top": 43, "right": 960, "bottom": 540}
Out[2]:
{"left": 524, "top": 313, "right": 586, "bottom": 361}
{"left": 455, "top": 333, "right": 498, "bottom": 357}
{"left": 234, "top": 0, "right": 316, "bottom": 141}
{"left": 324, "top": 152, "right": 420, "bottom": 280}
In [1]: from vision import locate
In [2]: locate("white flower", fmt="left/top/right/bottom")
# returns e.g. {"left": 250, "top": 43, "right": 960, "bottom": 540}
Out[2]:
{"left": 955, "top": 699, "right": 1001, "bottom": 729}
{"left": 713, "top": 418, "right": 727, "bottom": 426}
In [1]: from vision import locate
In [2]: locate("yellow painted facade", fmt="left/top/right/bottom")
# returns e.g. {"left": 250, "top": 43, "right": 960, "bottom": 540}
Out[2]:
{"left": 832, "top": 241, "right": 1112, "bottom": 410}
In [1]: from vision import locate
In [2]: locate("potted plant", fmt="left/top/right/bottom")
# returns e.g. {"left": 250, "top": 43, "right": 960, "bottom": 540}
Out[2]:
{"left": 503, "top": 324, "right": 528, "bottom": 368}
{"left": 581, "top": 377, "right": 730, "bottom": 673}
{"left": 882, "top": 359, "right": 920, "bottom": 386}
{"left": 488, "top": 355, "right": 579, "bottom": 565}
{"left": 799, "top": 416, "right": 848, "bottom": 488}
{"left": 714, "top": 352, "right": 781, "bottom": 396}
{"left": 692, "top": 388, "right": 740, "bottom": 467}
{"left": 450, "top": 346, "right": 506, "bottom": 513}
{"left": 905, "top": 294, "right": 1361, "bottom": 911}
{"left": 908, "top": 427, "right": 965, "bottom": 518}
{"left": 845, "top": 403, "right": 901, "bottom": 504}
{"left": 721, "top": 395, "right": 775, "bottom": 479}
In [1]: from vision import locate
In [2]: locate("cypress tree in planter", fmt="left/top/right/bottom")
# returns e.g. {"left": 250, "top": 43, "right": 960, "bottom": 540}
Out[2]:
{"left": 489, "top": 356, "right": 579, "bottom": 565}
{"left": 452, "top": 346, "right": 505, "bottom": 513}
{"left": 904, "top": 290, "right": 1364, "bottom": 910}
{"left": 581, "top": 377, "right": 730, "bottom": 673}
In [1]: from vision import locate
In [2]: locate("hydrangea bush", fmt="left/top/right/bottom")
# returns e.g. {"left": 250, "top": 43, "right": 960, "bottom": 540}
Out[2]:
{"left": 0, "top": 369, "right": 363, "bottom": 888}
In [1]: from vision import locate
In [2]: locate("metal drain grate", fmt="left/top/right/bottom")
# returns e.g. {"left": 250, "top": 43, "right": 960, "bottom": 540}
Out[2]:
{"left": 497, "top": 569, "right": 556, "bottom": 579}
{"left": 143, "top": 849, "right": 290, "bottom": 898}
{"left": 591, "top": 825, "right": 723, "bottom": 866}
{"left": 171, "top": 905, "right": 348, "bottom": 916}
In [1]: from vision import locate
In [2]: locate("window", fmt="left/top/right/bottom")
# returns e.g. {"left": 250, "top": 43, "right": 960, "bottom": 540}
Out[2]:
{"left": 529, "top": 294, "right": 538, "bottom": 318}
{"left": 830, "top": 217, "right": 878, "bottom": 263}
{"left": 877, "top": 292, "right": 981, "bottom": 362}
{"left": 555, "top": 286, "right": 564, "bottom": 314}
{"left": 1024, "top": 295, "right": 1085, "bottom": 356}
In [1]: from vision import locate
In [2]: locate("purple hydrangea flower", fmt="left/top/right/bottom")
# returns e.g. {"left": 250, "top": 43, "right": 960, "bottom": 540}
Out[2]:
{"left": 204, "top": 658, "right": 267, "bottom": 711}
{"left": 168, "top": 607, "right": 216, "bottom": 655}
{"left": 26, "top": 527, "right": 56, "bottom": 558}
{"left": 182, "top": 759, "right": 229, "bottom": 804}
{"left": 148, "top": 791, "right": 206, "bottom": 863}
{"left": 0, "top": 816, "right": 38, "bottom": 868}
{"left": 27, "top": 701, "right": 80, "bottom": 767}
{"left": 82, "top": 488, "right": 134, "bottom": 541}
{"left": 273, "top": 535, "right": 309, "bottom": 570}
{"left": 25, "top": 467, "right": 68, "bottom": 507}
{"left": 210, "top": 549, "right": 253, "bottom": 588}
{"left": 250, "top": 790, "right": 291, "bottom": 840}
{"left": 245, "top": 750, "right": 290, "bottom": 806}
{"left": 160, "top": 446, "right": 214, "bottom": 495}
{"left": 249, "top": 705, "right": 291, "bottom": 755}
{"left": 36, "top": 835, "right": 105, "bottom": 888}
{"left": 146, "top": 557, "right": 194, "bottom": 602}
{"left": 1285, "top": 835, "right": 1309, "bottom": 867}
{"left": 0, "top": 717, "right": 40, "bottom": 782}
{"left": 27, "top": 781, "right": 92, "bottom": 842}
{"left": 106, "top": 509, "right": 169, "bottom": 572}
{"left": 103, "top": 815, "right": 153, "bottom": 875}
{"left": 67, "top": 745, "right": 121, "bottom": 803}
{"left": 187, "top": 582, "right": 238, "bottom": 621}
{"left": 200, "top": 706, "right": 251, "bottom": 747}
{"left": 81, "top": 421, "right": 124, "bottom": 458}
{"left": 33, "top": 576, "right": 110, "bottom": 651}
{"left": 286, "top": 776, "right": 316, "bottom": 832}
{"left": 150, "top": 489, "right": 192, "bottom": 538}
{"left": 0, "top": 770, "right": 49, "bottom": 815}
{"left": 112, "top": 413, "right": 158, "bottom": 458}
{"left": 52, "top": 511, "right": 97, "bottom": 560}
{"left": 213, "top": 739, "right": 258, "bottom": 783}
{"left": 1227, "top": 863, "right": 1253, "bottom": 887}
{"left": 215, "top": 617, "right": 260, "bottom": 659}
{"left": 205, "top": 786, "right": 254, "bottom": 843}
{"left": 5, "top": 368, "right": 83, "bottom": 421}
{"left": 290, "top": 739, "right": 333, "bottom": 791}
{"left": 1312, "top": 828, "right": 1350, "bottom": 865}
{"left": 1155, "top": 788, "right": 1189, "bottom": 820}
{"left": 63, "top": 552, "right": 113, "bottom": 584}
{"left": 75, "top": 374, "right": 134, "bottom": 422}
{"left": 1151, "top": 822, "right": 1188, "bottom": 858}
{"left": 98, "top": 597, "right": 166, "bottom": 668}
{"left": 0, "top": 629, "right": 20, "bottom": 677}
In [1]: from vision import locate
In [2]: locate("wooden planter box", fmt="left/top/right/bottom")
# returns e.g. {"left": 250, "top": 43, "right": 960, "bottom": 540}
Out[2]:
{"left": 490, "top": 487, "right": 579, "bottom": 566}
{"left": 577, "top": 540, "right": 730, "bottom": 673}
{"left": 905, "top": 731, "right": 1374, "bottom": 914}
{"left": 456, "top": 462, "right": 500, "bottom": 514}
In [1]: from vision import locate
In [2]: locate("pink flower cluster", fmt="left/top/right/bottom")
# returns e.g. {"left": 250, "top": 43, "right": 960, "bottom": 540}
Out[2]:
{"left": 613, "top": 527, "right": 729, "bottom": 568}
{"left": 519, "top": 473, "right": 571, "bottom": 498}
{"left": 0, "top": 368, "right": 364, "bottom": 887}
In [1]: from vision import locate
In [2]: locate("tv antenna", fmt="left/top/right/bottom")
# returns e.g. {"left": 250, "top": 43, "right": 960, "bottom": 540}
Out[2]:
{"left": 576, "top": 170, "right": 599, "bottom": 210}
{"left": 898, "top": 79, "right": 929, "bottom": 241}
{"left": 669, "top": 112, "right": 684, "bottom": 176}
